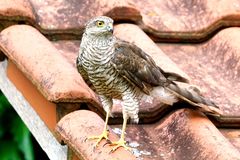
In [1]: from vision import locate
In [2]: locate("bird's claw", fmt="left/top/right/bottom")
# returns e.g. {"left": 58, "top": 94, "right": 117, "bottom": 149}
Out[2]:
{"left": 87, "top": 130, "right": 109, "bottom": 148}
{"left": 109, "top": 139, "right": 131, "bottom": 153}
{"left": 103, "top": 139, "right": 112, "bottom": 147}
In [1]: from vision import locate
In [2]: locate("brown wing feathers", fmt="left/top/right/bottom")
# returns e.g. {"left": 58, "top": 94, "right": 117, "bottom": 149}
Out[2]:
{"left": 111, "top": 41, "right": 169, "bottom": 94}
{"left": 111, "top": 40, "right": 221, "bottom": 116}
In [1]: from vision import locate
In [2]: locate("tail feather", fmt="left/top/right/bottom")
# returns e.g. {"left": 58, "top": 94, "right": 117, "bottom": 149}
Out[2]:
{"left": 166, "top": 83, "right": 222, "bottom": 116}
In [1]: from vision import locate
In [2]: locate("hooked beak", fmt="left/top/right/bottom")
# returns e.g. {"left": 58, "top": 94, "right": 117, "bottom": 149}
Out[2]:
{"left": 107, "top": 23, "right": 113, "bottom": 33}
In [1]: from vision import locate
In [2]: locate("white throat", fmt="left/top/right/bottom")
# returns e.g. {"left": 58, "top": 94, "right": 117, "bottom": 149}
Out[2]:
{"left": 82, "top": 33, "right": 115, "bottom": 48}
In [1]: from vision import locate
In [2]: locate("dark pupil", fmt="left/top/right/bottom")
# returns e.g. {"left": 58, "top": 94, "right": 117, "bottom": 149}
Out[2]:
{"left": 98, "top": 22, "right": 103, "bottom": 25}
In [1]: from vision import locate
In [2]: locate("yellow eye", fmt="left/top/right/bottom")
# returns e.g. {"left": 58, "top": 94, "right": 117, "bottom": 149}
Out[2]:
{"left": 96, "top": 21, "right": 104, "bottom": 27}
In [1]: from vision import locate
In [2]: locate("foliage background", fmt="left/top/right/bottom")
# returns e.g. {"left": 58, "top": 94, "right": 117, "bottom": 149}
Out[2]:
{"left": 0, "top": 90, "right": 34, "bottom": 160}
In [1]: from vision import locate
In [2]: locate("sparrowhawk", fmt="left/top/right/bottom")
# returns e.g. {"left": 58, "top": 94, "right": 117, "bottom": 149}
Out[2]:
{"left": 76, "top": 16, "right": 221, "bottom": 152}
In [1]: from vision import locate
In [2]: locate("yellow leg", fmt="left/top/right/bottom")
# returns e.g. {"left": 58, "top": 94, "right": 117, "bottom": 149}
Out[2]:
{"left": 109, "top": 115, "right": 131, "bottom": 153}
{"left": 88, "top": 109, "right": 110, "bottom": 147}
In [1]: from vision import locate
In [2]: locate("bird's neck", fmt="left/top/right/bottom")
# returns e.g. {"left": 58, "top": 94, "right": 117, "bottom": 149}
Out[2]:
{"left": 82, "top": 33, "right": 115, "bottom": 48}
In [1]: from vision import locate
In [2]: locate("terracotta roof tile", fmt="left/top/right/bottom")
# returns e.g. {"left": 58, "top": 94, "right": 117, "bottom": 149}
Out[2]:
{"left": 52, "top": 40, "right": 79, "bottom": 67}
{"left": 0, "top": 1, "right": 239, "bottom": 159}
{"left": 132, "top": 0, "right": 240, "bottom": 41}
{"left": 24, "top": 0, "right": 240, "bottom": 41}
{"left": 0, "top": 25, "right": 99, "bottom": 106}
{"left": 0, "top": 0, "right": 236, "bottom": 40}
{"left": 56, "top": 110, "right": 136, "bottom": 160}
{"left": 56, "top": 109, "right": 240, "bottom": 160}
{"left": 0, "top": 0, "right": 36, "bottom": 28}
{"left": 159, "top": 27, "right": 240, "bottom": 126}
{"left": 220, "top": 129, "right": 240, "bottom": 152}
{"left": 29, "top": 0, "right": 138, "bottom": 34}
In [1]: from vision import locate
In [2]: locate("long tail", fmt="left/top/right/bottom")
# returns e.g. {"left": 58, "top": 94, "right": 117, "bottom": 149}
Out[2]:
{"left": 165, "top": 83, "right": 222, "bottom": 116}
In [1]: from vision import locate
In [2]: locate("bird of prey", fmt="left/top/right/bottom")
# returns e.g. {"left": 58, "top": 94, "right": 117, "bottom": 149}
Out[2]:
{"left": 76, "top": 16, "right": 221, "bottom": 152}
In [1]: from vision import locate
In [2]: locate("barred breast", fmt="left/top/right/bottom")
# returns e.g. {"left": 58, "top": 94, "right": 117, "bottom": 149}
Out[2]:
{"left": 80, "top": 39, "right": 139, "bottom": 100}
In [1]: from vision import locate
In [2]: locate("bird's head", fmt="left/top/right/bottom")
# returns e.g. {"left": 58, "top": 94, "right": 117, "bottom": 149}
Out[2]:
{"left": 84, "top": 16, "right": 114, "bottom": 36}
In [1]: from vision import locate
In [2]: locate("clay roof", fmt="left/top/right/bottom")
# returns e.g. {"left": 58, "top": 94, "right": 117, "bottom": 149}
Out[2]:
{"left": 0, "top": 0, "right": 240, "bottom": 159}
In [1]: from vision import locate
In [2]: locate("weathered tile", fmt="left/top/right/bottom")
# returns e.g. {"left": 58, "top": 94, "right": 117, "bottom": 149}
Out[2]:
{"left": 7, "top": 60, "right": 58, "bottom": 131}
{"left": 56, "top": 110, "right": 137, "bottom": 160}
{"left": 0, "top": 0, "right": 36, "bottom": 29}
{"left": 132, "top": 0, "right": 240, "bottom": 41}
{"left": 29, "top": 0, "right": 138, "bottom": 36}
{"left": 56, "top": 109, "right": 240, "bottom": 160}
{"left": 158, "top": 27, "right": 240, "bottom": 122}
{"left": 28, "top": 0, "right": 240, "bottom": 41}
{"left": 52, "top": 40, "right": 79, "bottom": 67}
{"left": 220, "top": 129, "right": 240, "bottom": 152}
{"left": 116, "top": 109, "right": 240, "bottom": 160}
{"left": 0, "top": 25, "right": 100, "bottom": 107}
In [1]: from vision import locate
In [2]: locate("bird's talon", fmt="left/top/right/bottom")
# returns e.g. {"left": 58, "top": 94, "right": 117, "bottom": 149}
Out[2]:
{"left": 103, "top": 139, "right": 112, "bottom": 147}
{"left": 109, "top": 139, "right": 131, "bottom": 153}
{"left": 87, "top": 130, "right": 109, "bottom": 148}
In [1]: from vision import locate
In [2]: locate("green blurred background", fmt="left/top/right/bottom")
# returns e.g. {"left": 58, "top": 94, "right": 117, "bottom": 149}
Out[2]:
{"left": 0, "top": 90, "right": 49, "bottom": 160}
